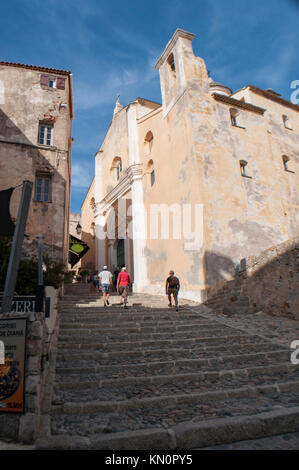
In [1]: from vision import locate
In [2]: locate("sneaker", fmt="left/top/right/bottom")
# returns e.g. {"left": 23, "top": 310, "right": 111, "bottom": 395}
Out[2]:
{"left": 168, "top": 304, "right": 172, "bottom": 308}
{"left": 176, "top": 307, "right": 179, "bottom": 312}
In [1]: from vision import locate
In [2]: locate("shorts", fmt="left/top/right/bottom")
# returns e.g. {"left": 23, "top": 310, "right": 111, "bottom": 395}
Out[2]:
{"left": 101, "top": 284, "right": 110, "bottom": 293}
{"left": 118, "top": 286, "right": 129, "bottom": 298}
{"left": 168, "top": 288, "right": 178, "bottom": 299}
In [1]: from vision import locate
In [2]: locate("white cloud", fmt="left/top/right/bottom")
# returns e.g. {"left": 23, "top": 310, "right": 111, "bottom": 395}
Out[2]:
{"left": 253, "top": 39, "right": 297, "bottom": 89}
{"left": 71, "top": 162, "right": 93, "bottom": 189}
{"left": 75, "top": 62, "right": 159, "bottom": 111}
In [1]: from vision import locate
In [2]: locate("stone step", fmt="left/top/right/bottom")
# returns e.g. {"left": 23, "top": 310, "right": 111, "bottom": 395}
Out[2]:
{"left": 53, "top": 361, "right": 297, "bottom": 388}
{"left": 56, "top": 334, "right": 271, "bottom": 353}
{"left": 59, "top": 305, "right": 190, "bottom": 311}
{"left": 59, "top": 317, "right": 220, "bottom": 333}
{"left": 58, "top": 314, "right": 201, "bottom": 323}
{"left": 52, "top": 366, "right": 299, "bottom": 404}
{"left": 51, "top": 381, "right": 299, "bottom": 415}
{"left": 47, "top": 391, "right": 299, "bottom": 449}
{"left": 55, "top": 342, "right": 286, "bottom": 365}
{"left": 54, "top": 350, "right": 291, "bottom": 379}
{"left": 57, "top": 322, "right": 236, "bottom": 338}
{"left": 41, "top": 291, "right": 299, "bottom": 450}
{"left": 56, "top": 329, "right": 250, "bottom": 344}
{"left": 57, "top": 323, "right": 234, "bottom": 337}
{"left": 58, "top": 313, "right": 203, "bottom": 324}
{"left": 36, "top": 406, "right": 299, "bottom": 450}
{"left": 53, "top": 363, "right": 296, "bottom": 387}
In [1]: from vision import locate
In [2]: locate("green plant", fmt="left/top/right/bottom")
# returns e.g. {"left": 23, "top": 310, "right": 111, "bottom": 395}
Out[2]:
{"left": 0, "top": 236, "right": 67, "bottom": 294}
{"left": 79, "top": 270, "right": 90, "bottom": 276}
{"left": 43, "top": 256, "right": 65, "bottom": 289}
{"left": 64, "top": 270, "right": 76, "bottom": 283}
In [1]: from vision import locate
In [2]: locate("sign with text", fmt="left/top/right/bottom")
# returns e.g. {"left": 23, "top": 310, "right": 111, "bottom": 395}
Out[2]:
{"left": 0, "top": 318, "right": 27, "bottom": 413}
{"left": 0, "top": 296, "right": 36, "bottom": 313}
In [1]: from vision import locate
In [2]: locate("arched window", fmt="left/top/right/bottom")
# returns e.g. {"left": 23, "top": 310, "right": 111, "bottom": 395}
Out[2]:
{"left": 230, "top": 108, "right": 239, "bottom": 127}
{"left": 167, "top": 53, "right": 176, "bottom": 73}
{"left": 282, "top": 155, "right": 295, "bottom": 173}
{"left": 110, "top": 157, "right": 122, "bottom": 181}
{"left": 239, "top": 160, "right": 248, "bottom": 177}
{"left": 282, "top": 155, "right": 290, "bottom": 171}
{"left": 282, "top": 115, "right": 292, "bottom": 130}
{"left": 144, "top": 131, "right": 153, "bottom": 154}
{"left": 90, "top": 222, "right": 95, "bottom": 239}
{"left": 146, "top": 159, "right": 155, "bottom": 187}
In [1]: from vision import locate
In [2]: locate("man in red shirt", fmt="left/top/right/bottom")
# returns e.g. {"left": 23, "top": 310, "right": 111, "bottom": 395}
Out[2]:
{"left": 117, "top": 267, "right": 131, "bottom": 309}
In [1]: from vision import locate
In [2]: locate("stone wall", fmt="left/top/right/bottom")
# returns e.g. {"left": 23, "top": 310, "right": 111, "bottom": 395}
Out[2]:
{"left": 204, "top": 237, "right": 299, "bottom": 320}
{"left": 0, "top": 63, "right": 73, "bottom": 268}
{"left": 0, "top": 288, "right": 59, "bottom": 443}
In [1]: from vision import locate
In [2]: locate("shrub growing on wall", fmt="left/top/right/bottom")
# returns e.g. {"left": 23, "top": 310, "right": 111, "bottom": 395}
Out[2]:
{"left": 0, "top": 236, "right": 65, "bottom": 295}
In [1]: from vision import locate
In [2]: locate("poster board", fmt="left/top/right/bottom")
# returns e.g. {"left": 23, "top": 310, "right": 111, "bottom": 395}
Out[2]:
{"left": 0, "top": 318, "right": 27, "bottom": 413}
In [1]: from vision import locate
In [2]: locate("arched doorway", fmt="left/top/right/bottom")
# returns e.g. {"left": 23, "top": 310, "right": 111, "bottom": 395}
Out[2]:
{"left": 116, "top": 239, "right": 125, "bottom": 268}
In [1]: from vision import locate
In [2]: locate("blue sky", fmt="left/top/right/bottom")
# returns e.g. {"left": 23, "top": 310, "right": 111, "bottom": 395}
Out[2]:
{"left": 1, "top": 0, "right": 298, "bottom": 213}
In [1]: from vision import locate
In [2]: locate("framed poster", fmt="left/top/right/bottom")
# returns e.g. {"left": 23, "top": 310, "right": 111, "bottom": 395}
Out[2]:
{"left": 0, "top": 318, "right": 27, "bottom": 413}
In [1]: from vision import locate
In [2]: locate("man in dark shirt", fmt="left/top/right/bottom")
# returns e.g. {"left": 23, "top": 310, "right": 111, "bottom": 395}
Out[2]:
{"left": 165, "top": 270, "right": 180, "bottom": 311}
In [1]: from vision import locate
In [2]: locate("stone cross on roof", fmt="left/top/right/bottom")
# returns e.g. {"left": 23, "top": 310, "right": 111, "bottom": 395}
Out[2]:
{"left": 113, "top": 95, "right": 123, "bottom": 116}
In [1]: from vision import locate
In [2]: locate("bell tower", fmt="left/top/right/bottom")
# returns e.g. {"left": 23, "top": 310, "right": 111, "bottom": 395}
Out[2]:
{"left": 155, "top": 29, "right": 209, "bottom": 117}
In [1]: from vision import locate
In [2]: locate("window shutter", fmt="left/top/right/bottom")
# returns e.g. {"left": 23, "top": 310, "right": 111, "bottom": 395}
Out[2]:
{"left": 40, "top": 75, "right": 49, "bottom": 86}
{"left": 56, "top": 77, "right": 65, "bottom": 89}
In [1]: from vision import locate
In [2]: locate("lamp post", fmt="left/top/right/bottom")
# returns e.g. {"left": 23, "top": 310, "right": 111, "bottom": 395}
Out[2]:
{"left": 35, "top": 233, "right": 44, "bottom": 312}
{"left": 76, "top": 222, "right": 82, "bottom": 237}
{"left": 1, "top": 181, "right": 33, "bottom": 314}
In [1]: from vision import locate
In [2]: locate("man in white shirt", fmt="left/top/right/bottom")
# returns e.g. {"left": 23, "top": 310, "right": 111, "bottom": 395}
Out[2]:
{"left": 98, "top": 266, "right": 113, "bottom": 307}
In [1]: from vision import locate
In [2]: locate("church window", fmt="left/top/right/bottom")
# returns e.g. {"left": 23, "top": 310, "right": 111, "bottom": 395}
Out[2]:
{"left": 167, "top": 53, "right": 176, "bottom": 73}
{"left": 282, "top": 115, "right": 292, "bottom": 130}
{"left": 146, "top": 159, "right": 155, "bottom": 186}
{"left": 117, "top": 160, "right": 122, "bottom": 180}
{"left": 144, "top": 131, "right": 153, "bottom": 154}
{"left": 239, "top": 160, "right": 248, "bottom": 177}
{"left": 110, "top": 157, "right": 122, "bottom": 182}
{"left": 230, "top": 108, "right": 239, "bottom": 127}
{"left": 282, "top": 155, "right": 289, "bottom": 171}
{"left": 151, "top": 170, "right": 155, "bottom": 186}
{"left": 282, "top": 155, "right": 294, "bottom": 173}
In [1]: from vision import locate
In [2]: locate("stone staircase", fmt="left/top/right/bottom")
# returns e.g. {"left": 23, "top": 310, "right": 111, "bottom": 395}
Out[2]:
{"left": 36, "top": 284, "right": 299, "bottom": 450}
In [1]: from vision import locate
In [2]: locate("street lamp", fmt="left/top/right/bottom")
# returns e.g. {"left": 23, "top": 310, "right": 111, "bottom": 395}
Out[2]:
{"left": 76, "top": 222, "right": 82, "bottom": 236}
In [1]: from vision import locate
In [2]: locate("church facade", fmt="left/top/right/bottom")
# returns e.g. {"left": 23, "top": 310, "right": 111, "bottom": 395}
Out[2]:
{"left": 91, "top": 29, "right": 299, "bottom": 301}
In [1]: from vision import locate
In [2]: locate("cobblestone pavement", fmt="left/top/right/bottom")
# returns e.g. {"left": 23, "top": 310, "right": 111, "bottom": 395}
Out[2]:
{"left": 35, "top": 286, "right": 299, "bottom": 450}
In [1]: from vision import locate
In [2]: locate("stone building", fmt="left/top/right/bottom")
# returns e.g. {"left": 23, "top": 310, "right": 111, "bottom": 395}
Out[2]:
{"left": 0, "top": 61, "right": 74, "bottom": 266}
{"left": 68, "top": 180, "right": 96, "bottom": 274}
{"left": 79, "top": 178, "right": 96, "bottom": 274}
{"left": 69, "top": 212, "right": 82, "bottom": 239}
{"left": 91, "top": 29, "right": 299, "bottom": 302}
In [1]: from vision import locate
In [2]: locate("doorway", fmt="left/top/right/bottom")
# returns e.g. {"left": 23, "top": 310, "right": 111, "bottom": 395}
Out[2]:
{"left": 116, "top": 239, "right": 125, "bottom": 268}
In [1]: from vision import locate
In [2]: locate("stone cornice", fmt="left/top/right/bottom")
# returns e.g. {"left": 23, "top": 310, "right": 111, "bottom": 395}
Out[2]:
{"left": 212, "top": 93, "right": 266, "bottom": 115}
{"left": 155, "top": 29, "right": 195, "bottom": 70}
{"left": 95, "top": 163, "right": 143, "bottom": 215}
